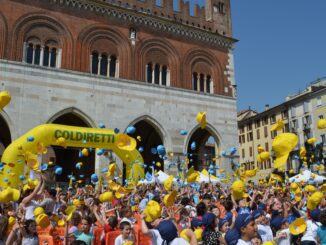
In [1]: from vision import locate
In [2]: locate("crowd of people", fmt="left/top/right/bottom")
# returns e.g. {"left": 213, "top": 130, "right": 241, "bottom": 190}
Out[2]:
{"left": 0, "top": 171, "right": 326, "bottom": 245}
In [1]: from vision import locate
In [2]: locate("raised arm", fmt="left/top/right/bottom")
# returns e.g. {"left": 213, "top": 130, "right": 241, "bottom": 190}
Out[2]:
{"left": 21, "top": 177, "right": 43, "bottom": 207}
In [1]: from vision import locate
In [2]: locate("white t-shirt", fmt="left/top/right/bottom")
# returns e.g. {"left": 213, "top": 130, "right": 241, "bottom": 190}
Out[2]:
{"left": 25, "top": 200, "right": 39, "bottom": 220}
{"left": 237, "top": 239, "right": 252, "bottom": 245}
{"left": 258, "top": 224, "right": 274, "bottom": 242}
{"left": 148, "top": 229, "right": 189, "bottom": 245}
{"left": 301, "top": 220, "right": 321, "bottom": 243}
{"left": 114, "top": 234, "right": 134, "bottom": 245}
{"left": 277, "top": 228, "right": 291, "bottom": 245}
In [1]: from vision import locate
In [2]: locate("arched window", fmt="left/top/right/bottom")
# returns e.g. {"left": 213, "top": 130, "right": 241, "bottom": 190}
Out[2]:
{"left": 50, "top": 48, "right": 57, "bottom": 68}
{"left": 34, "top": 45, "right": 41, "bottom": 65}
{"left": 192, "top": 72, "right": 212, "bottom": 93}
{"left": 109, "top": 55, "right": 117, "bottom": 77}
{"left": 154, "top": 64, "right": 160, "bottom": 84}
{"left": 206, "top": 75, "right": 211, "bottom": 93}
{"left": 100, "top": 54, "right": 108, "bottom": 76}
{"left": 43, "top": 46, "right": 50, "bottom": 66}
{"left": 90, "top": 52, "right": 117, "bottom": 77}
{"left": 24, "top": 40, "right": 60, "bottom": 68}
{"left": 192, "top": 72, "right": 198, "bottom": 91}
{"left": 26, "top": 43, "right": 34, "bottom": 64}
{"left": 146, "top": 63, "right": 169, "bottom": 86}
{"left": 91, "top": 51, "right": 99, "bottom": 74}
{"left": 146, "top": 63, "right": 153, "bottom": 83}
{"left": 199, "top": 73, "right": 205, "bottom": 92}
{"left": 162, "top": 66, "right": 167, "bottom": 86}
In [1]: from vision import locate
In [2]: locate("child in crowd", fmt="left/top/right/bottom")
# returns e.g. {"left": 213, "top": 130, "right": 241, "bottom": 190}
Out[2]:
{"left": 73, "top": 217, "right": 94, "bottom": 245}
{"left": 317, "top": 209, "right": 326, "bottom": 245}
{"left": 114, "top": 221, "right": 136, "bottom": 245}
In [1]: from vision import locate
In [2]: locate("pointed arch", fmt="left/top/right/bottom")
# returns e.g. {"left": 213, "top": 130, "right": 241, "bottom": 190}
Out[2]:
{"left": 47, "top": 107, "right": 96, "bottom": 128}
{"left": 127, "top": 114, "right": 171, "bottom": 150}
{"left": 184, "top": 122, "right": 222, "bottom": 153}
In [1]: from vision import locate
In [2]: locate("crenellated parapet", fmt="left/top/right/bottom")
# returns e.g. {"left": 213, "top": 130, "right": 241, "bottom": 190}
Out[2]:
{"left": 96, "top": 0, "right": 232, "bottom": 37}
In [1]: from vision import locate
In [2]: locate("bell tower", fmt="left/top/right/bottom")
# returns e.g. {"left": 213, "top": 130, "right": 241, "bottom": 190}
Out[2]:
{"left": 205, "top": 0, "right": 232, "bottom": 37}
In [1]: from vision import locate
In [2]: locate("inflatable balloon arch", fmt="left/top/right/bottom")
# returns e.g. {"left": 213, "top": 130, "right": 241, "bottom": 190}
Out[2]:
{"left": 0, "top": 124, "right": 144, "bottom": 188}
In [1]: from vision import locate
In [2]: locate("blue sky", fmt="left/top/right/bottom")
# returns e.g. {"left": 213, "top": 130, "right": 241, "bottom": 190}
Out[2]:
{"left": 189, "top": 0, "right": 326, "bottom": 112}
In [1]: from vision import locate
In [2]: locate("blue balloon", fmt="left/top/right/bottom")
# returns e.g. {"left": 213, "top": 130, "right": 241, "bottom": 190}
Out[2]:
{"left": 221, "top": 151, "right": 227, "bottom": 157}
{"left": 114, "top": 128, "right": 120, "bottom": 134}
{"left": 4, "top": 178, "right": 8, "bottom": 182}
{"left": 98, "top": 122, "right": 106, "bottom": 128}
{"left": 55, "top": 167, "right": 63, "bottom": 175}
{"left": 91, "top": 174, "right": 99, "bottom": 183}
{"left": 41, "top": 164, "right": 48, "bottom": 171}
{"left": 80, "top": 175, "right": 84, "bottom": 178}
{"left": 229, "top": 147, "right": 237, "bottom": 155}
{"left": 75, "top": 163, "right": 82, "bottom": 169}
{"left": 179, "top": 130, "right": 188, "bottom": 136}
{"left": 0, "top": 166, "right": 3, "bottom": 171}
{"left": 209, "top": 164, "right": 214, "bottom": 170}
{"left": 191, "top": 142, "right": 196, "bottom": 151}
{"left": 19, "top": 175, "right": 26, "bottom": 181}
{"left": 78, "top": 151, "right": 83, "bottom": 158}
{"left": 151, "top": 148, "right": 157, "bottom": 154}
{"left": 208, "top": 170, "right": 214, "bottom": 174}
{"left": 126, "top": 126, "right": 136, "bottom": 134}
{"left": 97, "top": 149, "right": 104, "bottom": 156}
{"left": 27, "top": 136, "right": 34, "bottom": 142}
{"left": 102, "top": 167, "right": 108, "bottom": 173}
{"left": 145, "top": 172, "right": 152, "bottom": 181}
{"left": 157, "top": 145, "right": 166, "bottom": 156}
{"left": 0, "top": 162, "right": 4, "bottom": 167}
{"left": 139, "top": 147, "right": 144, "bottom": 153}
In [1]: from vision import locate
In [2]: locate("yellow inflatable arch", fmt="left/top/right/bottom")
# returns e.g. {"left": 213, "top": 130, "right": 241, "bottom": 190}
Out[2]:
{"left": 0, "top": 124, "right": 144, "bottom": 188}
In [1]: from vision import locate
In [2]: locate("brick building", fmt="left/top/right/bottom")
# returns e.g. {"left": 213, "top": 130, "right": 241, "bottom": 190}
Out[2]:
{"left": 0, "top": 0, "right": 238, "bottom": 183}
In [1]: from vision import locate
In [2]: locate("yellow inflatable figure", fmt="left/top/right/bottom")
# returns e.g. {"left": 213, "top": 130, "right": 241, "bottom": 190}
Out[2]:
{"left": 0, "top": 124, "right": 144, "bottom": 188}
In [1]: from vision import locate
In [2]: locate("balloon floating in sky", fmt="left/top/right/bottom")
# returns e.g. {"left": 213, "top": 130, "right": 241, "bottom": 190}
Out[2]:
{"left": 190, "top": 142, "right": 196, "bottom": 151}
{"left": 126, "top": 126, "right": 136, "bottom": 134}
{"left": 55, "top": 167, "right": 63, "bottom": 175}
{"left": 98, "top": 123, "right": 106, "bottom": 128}
{"left": 139, "top": 146, "right": 144, "bottom": 153}
{"left": 114, "top": 128, "right": 120, "bottom": 134}
{"left": 180, "top": 130, "right": 188, "bottom": 136}
{"left": 151, "top": 148, "right": 157, "bottom": 155}
{"left": 91, "top": 174, "right": 98, "bottom": 183}
{"left": 96, "top": 149, "right": 104, "bottom": 156}
{"left": 196, "top": 112, "right": 206, "bottom": 129}
{"left": 157, "top": 145, "right": 166, "bottom": 156}
{"left": 0, "top": 91, "right": 11, "bottom": 110}
{"left": 81, "top": 148, "right": 89, "bottom": 157}
{"left": 229, "top": 147, "right": 237, "bottom": 155}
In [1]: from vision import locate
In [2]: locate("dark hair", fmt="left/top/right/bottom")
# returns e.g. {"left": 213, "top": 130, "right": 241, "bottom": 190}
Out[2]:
{"left": 180, "top": 197, "right": 191, "bottom": 206}
{"left": 224, "top": 199, "right": 234, "bottom": 212}
{"left": 81, "top": 216, "right": 92, "bottom": 226}
{"left": 209, "top": 205, "right": 218, "bottom": 212}
{"left": 0, "top": 216, "right": 8, "bottom": 239}
{"left": 119, "top": 221, "right": 131, "bottom": 230}
{"left": 71, "top": 241, "right": 87, "bottom": 245}
{"left": 108, "top": 216, "right": 118, "bottom": 228}
{"left": 196, "top": 202, "right": 207, "bottom": 217}
{"left": 24, "top": 219, "right": 37, "bottom": 236}
{"left": 70, "top": 212, "right": 81, "bottom": 226}
{"left": 120, "top": 207, "right": 131, "bottom": 218}
{"left": 202, "top": 193, "right": 212, "bottom": 200}
{"left": 320, "top": 210, "right": 326, "bottom": 226}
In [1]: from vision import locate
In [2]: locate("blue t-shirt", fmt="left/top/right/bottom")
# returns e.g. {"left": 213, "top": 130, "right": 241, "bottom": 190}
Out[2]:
{"left": 74, "top": 231, "right": 94, "bottom": 245}
{"left": 317, "top": 225, "right": 326, "bottom": 245}
{"left": 237, "top": 207, "right": 250, "bottom": 215}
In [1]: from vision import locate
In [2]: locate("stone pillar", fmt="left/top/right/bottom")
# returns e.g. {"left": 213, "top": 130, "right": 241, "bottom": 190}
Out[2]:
{"left": 115, "top": 58, "right": 119, "bottom": 78}
{"left": 145, "top": 64, "right": 148, "bottom": 82}
{"left": 89, "top": 54, "right": 93, "bottom": 73}
{"left": 97, "top": 55, "right": 102, "bottom": 75}
{"left": 204, "top": 75, "right": 207, "bottom": 93}
{"left": 57, "top": 49, "right": 62, "bottom": 68}
{"left": 107, "top": 55, "right": 111, "bottom": 77}
{"left": 159, "top": 65, "right": 162, "bottom": 85}
{"left": 152, "top": 66, "right": 155, "bottom": 84}
{"left": 167, "top": 69, "right": 170, "bottom": 86}
{"left": 40, "top": 46, "right": 44, "bottom": 66}
{"left": 32, "top": 46, "right": 35, "bottom": 65}
{"left": 22, "top": 42, "right": 27, "bottom": 63}
{"left": 196, "top": 73, "right": 200, "bottom": 91}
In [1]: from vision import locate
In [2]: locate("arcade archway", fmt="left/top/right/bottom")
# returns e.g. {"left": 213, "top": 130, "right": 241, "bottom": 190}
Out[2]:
{"left": 187, "top": 128, "right": 219, "bottom": 171}
{"left": 45, "top": 112, "right": 95, "bottom": 184}
{"left": 126, "top": 120, "right": 164, "bottom": 177}
{"left": 0, "top": 115, "right": 11, "bottom": 158}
